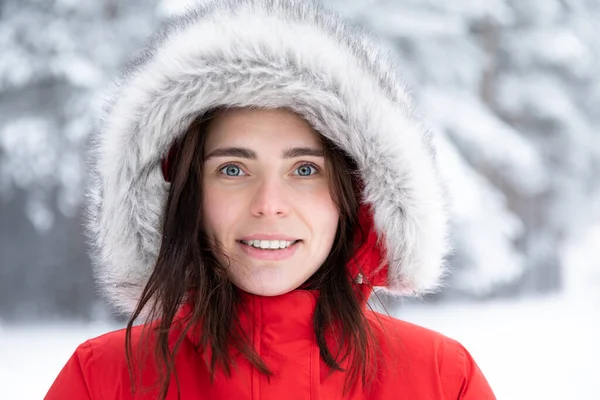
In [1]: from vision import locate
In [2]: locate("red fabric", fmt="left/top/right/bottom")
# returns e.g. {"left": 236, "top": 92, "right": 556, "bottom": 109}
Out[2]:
{"left": 46, "top": 291, "right": 495, "bottom": 399}
{"left": 46, "top": 210, "right": 495, "bottom": 399}
{"left": 347, "top": 204, "right": 389, "bottom": 287}
{"left": 160, "top": 142, "right": 179, "bottom": 182}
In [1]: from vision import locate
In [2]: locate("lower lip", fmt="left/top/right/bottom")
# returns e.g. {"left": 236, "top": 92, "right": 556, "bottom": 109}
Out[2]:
{"left": 238, "top": 240, "right": 301, "bottom": 261}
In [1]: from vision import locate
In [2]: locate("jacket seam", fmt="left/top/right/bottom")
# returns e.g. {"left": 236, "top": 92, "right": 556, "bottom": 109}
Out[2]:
{"left": 310, "top": 340, "right": 313, "bottom": 400}
{"left": 252, "top": 296, "right": 262, "bottom": 400}
{"left": 83, "top": 341, "right": 103, "bottom": 400}
{"left": 455, "top": 342, "right": 466, "bottom": 399}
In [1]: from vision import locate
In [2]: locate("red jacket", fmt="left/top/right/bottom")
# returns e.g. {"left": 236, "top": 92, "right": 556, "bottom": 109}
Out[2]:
{"left": 46, "top": 289, "right": 495, "bottom": 399}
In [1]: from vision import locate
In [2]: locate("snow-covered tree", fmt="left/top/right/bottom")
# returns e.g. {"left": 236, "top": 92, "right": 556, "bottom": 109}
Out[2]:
{"left": 327, "top": 0, "right": 600, "bottom": 297}
{"left": 0, "top": 0, "right": 159, "bottom": 319}
{"left": 0, "top": 0, "right": 159, "bottom": 230}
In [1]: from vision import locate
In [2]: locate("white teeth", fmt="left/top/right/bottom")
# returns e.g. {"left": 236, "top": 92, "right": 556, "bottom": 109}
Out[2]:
{"left": 242, "top": 239, "right": 296, "bottom": 249}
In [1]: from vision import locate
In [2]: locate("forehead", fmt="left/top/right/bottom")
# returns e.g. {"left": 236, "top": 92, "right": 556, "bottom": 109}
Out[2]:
{"left": 204, "top": 108, "right": 322, "bottom": 152}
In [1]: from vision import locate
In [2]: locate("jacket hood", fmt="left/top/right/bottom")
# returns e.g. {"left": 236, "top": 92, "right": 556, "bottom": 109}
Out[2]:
{"left": 86, "top": 0, "right": 450, "bottom": 314}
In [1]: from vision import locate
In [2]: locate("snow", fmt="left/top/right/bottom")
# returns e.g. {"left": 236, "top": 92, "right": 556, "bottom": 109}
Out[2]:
{"left": 54, "top": 55, "right": 103, "bottom": 88}
{"left": 502, "top": 28, "right": 592, "bottom": 75}
{"left": 434, "top": 133, "right": 525, "bottom": 294}
{"left": 156, "top": 0, "right": 198, "bottom": 17}
{"left": 366, "top": 8, "right": 468, "bottom": 37}
{"left": 562, "top": 223, "right": 600, "bottom": 301}
{"left": 508, "top": 0, "right": 564, "bottom": 26}
{"left": 424, "top": 88, "right": 549, "bottom": 196}
{"left": 0, "top": 321, "right": 117, "bottom": 398}
{"left": 398, "top": 293, "right": 600, "bottom": 400}
{"left": 0, "top": 118, "right": 57, "bottom": 190}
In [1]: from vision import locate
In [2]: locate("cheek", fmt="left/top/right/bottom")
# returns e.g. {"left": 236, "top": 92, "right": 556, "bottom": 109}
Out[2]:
{"left": 202, "top": 186, "right": 236, "bottom": 237}
{"left": 302, "top": 188, "right": 339, "bottom": 239}
{"left": 323, "top": 202, "right": 340, "bottom": 242}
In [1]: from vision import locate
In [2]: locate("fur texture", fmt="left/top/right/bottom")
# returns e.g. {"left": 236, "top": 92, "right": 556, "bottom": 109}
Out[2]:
{"left": 86, "top": 0, "right": 451, "bottom": 314}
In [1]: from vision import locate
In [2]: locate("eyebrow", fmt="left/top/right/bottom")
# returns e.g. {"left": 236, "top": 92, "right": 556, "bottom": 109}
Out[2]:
{"left": 205, "top": 146, "right": 324, "bottom": 160}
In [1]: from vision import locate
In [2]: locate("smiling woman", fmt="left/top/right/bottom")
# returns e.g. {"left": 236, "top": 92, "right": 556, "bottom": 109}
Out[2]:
{"left": 45, "top": 1, "right": 495, "bottom": 399}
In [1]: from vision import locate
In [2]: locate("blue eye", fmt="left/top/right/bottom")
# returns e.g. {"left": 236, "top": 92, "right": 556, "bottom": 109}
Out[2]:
{"left": 220, "top": 164, "right": 245, "bottom": 176}
{"left": 295, "top": 163, "right": 319, "bottom": 177}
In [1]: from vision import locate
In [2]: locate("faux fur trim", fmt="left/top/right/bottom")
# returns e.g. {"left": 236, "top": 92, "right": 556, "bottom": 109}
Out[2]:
{"left": 86, "top": 0, "right": 450, "bottom": 314}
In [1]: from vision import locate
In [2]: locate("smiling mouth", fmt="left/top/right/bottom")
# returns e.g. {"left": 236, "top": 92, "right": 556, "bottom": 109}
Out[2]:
{"left": 238, "top": 239, "right": 301, "bottom": 250}
{"left": 237, "top": 239, "right": 301, "bottom": 261}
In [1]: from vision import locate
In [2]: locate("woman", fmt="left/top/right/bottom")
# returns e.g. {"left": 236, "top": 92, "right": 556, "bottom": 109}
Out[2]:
{"left": 47, "top": 0, "right": 495, "bottom": 399}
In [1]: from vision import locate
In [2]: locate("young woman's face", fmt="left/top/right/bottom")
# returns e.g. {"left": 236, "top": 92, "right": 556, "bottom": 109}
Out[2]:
{"left": 202, "top": 108, "right": 339, "bottom": 296}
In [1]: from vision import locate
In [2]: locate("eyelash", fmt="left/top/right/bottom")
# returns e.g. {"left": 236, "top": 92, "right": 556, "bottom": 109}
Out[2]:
{"left": 218, "top": 162, "right": 321, "bottom": 177}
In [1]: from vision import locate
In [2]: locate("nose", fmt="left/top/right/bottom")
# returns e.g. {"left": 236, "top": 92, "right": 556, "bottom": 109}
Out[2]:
{"left": 250, "top": 175, "right": 290, "bottom": 218}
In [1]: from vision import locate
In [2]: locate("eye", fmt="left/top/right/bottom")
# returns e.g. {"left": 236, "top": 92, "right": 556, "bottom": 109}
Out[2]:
{"left": 294, "top": 163, "right": 319, "bottom": 177}
{"left": 219, "top": 164, "right": 246, "bottom": 177}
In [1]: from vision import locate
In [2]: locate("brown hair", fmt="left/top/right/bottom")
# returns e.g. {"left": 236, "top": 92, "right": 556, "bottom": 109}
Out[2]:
{"left": 125, "top": 109, "right": 379, "bottom": 399}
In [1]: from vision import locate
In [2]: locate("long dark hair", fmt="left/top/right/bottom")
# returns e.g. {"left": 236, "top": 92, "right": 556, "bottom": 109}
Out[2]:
{"left": 125, "top": 109, "right": 379, "bottom": 399}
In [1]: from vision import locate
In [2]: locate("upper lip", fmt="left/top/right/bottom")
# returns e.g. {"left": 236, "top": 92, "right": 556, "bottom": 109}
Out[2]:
{"left": 239, "top": 234, "right": 300, "bottom": 241}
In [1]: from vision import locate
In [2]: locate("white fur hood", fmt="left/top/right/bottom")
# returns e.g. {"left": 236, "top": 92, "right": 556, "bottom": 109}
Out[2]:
{"left": 86, "top": 0, "right": 450, "bottom": 314}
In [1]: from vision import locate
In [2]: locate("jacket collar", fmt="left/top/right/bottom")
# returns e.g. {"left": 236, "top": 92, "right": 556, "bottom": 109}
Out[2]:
{"left": 177, "top": 283, "right": 373, "bottom": 353}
